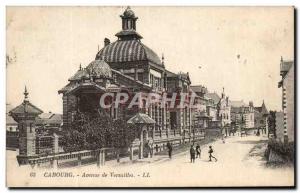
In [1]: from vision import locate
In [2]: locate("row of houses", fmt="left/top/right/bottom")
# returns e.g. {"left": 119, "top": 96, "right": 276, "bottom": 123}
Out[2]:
{"left": 191, "top": 85, "right": 269, "bottom": 136}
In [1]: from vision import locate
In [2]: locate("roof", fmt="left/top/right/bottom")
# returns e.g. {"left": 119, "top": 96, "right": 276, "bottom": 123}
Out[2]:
{"left": 127, "top": 113, "right": 156, "bottom": 124}
{"left": 95, "top": 40, "right": 162, "bottom": 66}
{"left": 279, "top": 59, "right": 294, "bottom": 87}
{"left": 165, "top": 70, "right": 177, "bottom": 77}
{"left": 190, "top": 85, "right": 207, "bottom": 94}
{"left": 6, "top": 104, "right": 18, "bottom": 125}
{"left": 86, "top": 60, "right": 112, "bottom": 78}
{"left": 231, "top": 107, "right": 241, "bottom": 113}
{"left": 69, "top": 60, "right": 112, "bottom": 81}
{"left": 230, "top": 100, "right": 247, "bottom": 108}
{"left": 280, "top": 60, "right": 293, "bottom": 77}
{"left": 44, "top": 114, "right": 62, "bottom": 125}
{"left": 10, "top": 101, "right": 43, "bottom": 116}
{"left": 122, "top": 6, "right": 136, "bottom": 18}
{"left": 115, "top": 30, "right": 143, "bottom": 39}
{"left": 6, "top": 104, "right": 14, "bottom": 114}
{"left": 39, "top": 113, "right": 53, "bottom": 119}
{"left": 204, "top": 93, "right": 220, "bottom": 105}
{"left": 255, "top": 101, "right": 268, "bottom": 115}
{"left": 178, "top": 72, "right": 190, "bottom": 82}
{"left": 36, "top": 113, "right": 62, "bottom": 126}
{"left": 65, "top": 82, "right": 106, "bottom": 95}
{"left": 68, "top": 68, "right": 89, "bottom": 81}
{"left": 6, "top": 114, "right": 17, "bottom": 125}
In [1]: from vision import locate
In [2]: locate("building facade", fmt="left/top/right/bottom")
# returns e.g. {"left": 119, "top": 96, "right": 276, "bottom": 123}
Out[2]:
{"left": 58, "top": 7, "right": 202, "bottom": 155}
{"left": 278, "top": 57, "right": 294, "bottom": 143}
{"left": 205, "top": 89, "right": 231, "bottom": 135}
{"left": 231, "top": 101, "right": 255, "bottom": 130}
{"left": 275, "top": 111, "right": 284, "bottom": 142}
{"left": 254, "top": 100, "right": 269, "bottom": 135}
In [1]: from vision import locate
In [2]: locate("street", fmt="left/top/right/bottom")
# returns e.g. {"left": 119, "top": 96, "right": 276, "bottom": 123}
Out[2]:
{"left": 6, "top": 135, "right": 294, "bottom": 187}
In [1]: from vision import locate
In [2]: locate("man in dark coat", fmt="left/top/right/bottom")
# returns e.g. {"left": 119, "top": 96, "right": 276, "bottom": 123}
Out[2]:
{"left": 167, "top": 141, "right": 173, "bottom": 159}
{"left": 196, "top": 144, "right": 201, "bottom": 159}
{"left": 190, "top": 145, "right": 196, "bottom": 163}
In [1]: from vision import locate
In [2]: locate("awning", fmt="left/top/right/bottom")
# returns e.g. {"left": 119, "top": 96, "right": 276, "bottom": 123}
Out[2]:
{"left": 127, "top": 113, "right": 156, "bottom": 125}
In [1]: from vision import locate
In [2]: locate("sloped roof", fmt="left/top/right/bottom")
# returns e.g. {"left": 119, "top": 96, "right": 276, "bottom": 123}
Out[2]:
{"left": 190, "top": 85, "right": 207, "bottom": 94}
{"left": 39, "top": 113, "right": 53, "bottom": 119}
{"left": 44, "top": 114, "right": 62, "bottom": 125}
{"left": 165, "top": 70, "right": 177, "bottom": 77}
{"left": 10, "top": 101, "right": 43, "bottom": 116}
{"left": 230, "top": 100, "right": 247, "bottom": 108}
{"left": 205, "top": 93, "right": 220, "bottom": 105}
{"left": 68, "top": 68, "right": 89, "bottom": 81}
{"left": 6, "top": 104, "right": 14, "bottom": 114}
{"left": 36, "top": 113, "right": 62, "bottom": 125}
{"left": 255, "top": 101, "right": 268, "bottom": 115}
{"left": 6, "top": 104, "right": 18, "bottom": 125}
{"left": 6, "top": 114, "right": 17, "bottom": 125}
{"left": 127, "top": 113, "right": 156, "bottom": 124}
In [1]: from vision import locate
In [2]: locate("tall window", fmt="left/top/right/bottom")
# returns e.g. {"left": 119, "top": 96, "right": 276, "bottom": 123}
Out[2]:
{"left": 29, "top": 123, "right": 33, "bottom": 133}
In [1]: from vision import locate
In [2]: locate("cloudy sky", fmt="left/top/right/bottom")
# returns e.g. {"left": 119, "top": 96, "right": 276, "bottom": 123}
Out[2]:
{"left": 6, "top": 6, "right": 294, "bottom": 113}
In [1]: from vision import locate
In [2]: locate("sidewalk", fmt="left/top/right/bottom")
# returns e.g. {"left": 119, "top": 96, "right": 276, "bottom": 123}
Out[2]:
{"left": 104, "top": 136, "right": 221, "bottom": 168}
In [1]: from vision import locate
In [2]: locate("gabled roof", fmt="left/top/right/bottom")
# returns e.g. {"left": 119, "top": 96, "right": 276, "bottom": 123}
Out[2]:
{"left": 255, "top": 101, "right": 268, "bottom": 115}
{"left": 204, "top": 92, "right": 220, "bottom": 105}
{"left": 44, "top": 114, "right": 62, "bottom": 125}
{"left": 36, "top": 113, "right": 63, "bottom": 126}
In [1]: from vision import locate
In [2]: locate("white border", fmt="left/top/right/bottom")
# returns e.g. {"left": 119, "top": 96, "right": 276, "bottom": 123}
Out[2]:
{"left": 1, "top": 0, "right": 298, "bottom": 192}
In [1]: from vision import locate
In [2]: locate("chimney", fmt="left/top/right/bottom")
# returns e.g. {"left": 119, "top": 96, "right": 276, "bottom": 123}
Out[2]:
{"left": 249, "top": 101, "right": 253, "bottom": 107}
{"left": 104, "top": 38, "right": 110, "bottom": 46}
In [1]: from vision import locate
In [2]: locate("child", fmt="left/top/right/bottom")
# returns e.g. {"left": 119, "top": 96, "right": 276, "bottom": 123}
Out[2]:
{"left": 208, "top": 146, "right": 217, "bottom": 162}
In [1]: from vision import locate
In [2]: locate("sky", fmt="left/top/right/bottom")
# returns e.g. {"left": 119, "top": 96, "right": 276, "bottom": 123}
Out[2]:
{"left": 6, "top": 6, "right": 294, "bottom": 113}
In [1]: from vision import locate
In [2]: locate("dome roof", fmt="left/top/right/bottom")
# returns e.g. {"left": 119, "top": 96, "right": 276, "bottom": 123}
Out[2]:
{"left": 86, "top": 60, "right": 112, "bottom": 78}
{"left": 95, "top": 40, "right": 162, "bottom": 66}
{"left": 69, "top": 68, "right": 89, "bottom": 81}
{"left": 123, "top": 7, "right": 135, "bottom": 18}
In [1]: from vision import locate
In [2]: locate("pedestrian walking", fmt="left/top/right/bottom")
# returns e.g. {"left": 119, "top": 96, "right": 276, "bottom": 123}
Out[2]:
{"left": 196, "top": 144, "right": 201, "bottom": 159}
{"left": 208, "top": 146, "right": 217, "bottom": 162}
{"left": 222, "top": 135, "right": 226, "bottom": 144}
{"left": 190, "top": 145, "right": 196, "bottom": 163}
{"left": 167, "top": 141, "right": 173, "bottom": 159}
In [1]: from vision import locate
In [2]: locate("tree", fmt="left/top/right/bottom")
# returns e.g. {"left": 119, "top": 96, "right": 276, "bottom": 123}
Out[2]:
{"left": 61, "top": 109, "right": 137, "bottom": 155}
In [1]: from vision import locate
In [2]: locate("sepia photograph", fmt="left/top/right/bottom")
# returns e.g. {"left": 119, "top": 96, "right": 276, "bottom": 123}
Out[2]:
{"left": 5, "top": 6, "right": 295, "bottom": 187}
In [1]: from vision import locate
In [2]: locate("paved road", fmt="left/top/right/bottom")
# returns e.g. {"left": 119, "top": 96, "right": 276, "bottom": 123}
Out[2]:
{"left": 106, "top": 135, "right": 294, "bottom": 187}
{"left": 6, "top": 135, "right": 294, "bottom": 187}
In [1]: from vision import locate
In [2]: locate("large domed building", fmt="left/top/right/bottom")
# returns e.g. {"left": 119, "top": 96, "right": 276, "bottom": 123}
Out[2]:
{"left": 95, "top": 6, "right": 166, "bottom": 87}
{"left": 59, "top": 7, "right": 199, "bottom": 158}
